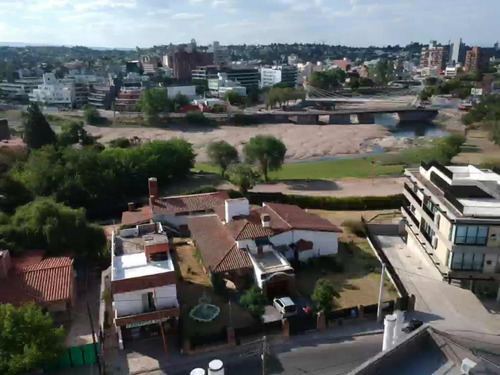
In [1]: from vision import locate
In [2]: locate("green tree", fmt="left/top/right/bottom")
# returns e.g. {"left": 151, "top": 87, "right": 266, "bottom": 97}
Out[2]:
{"left": 311, "top": 278, "right": 340, "bottom": 314}
{"left": 58, "top": 121, "right": 94, "bottom": 147}
{"left": 227, "top": 164, "right": 259, "bottom": 193}
{"left": 109, "top": 137, "right": 131, "bottom": 148}
{"left": 0, "top": 303, "right": 65, "bottom": 374}
{"left": 246, "top": 85, "right": 261, "bottom": 105}
{"left": 1, "top": 197, "right": 106, "bottom": 261}
{"left": 224, "top": 91, "right": 245, "bottom": 106}
{"left": 0, "top": 175, "right": 32, "bottom": 214}
{"left": 244, "top": 135, "right": 287, "bottom": 181}
{"left": 23, "top": 103, "right": 56, "bottom": 149}
{"left": 206, "top": 140, "right": 239, "bottom": 177}
{"left": 137, "top": 88, "right": 172, "bottom": 118}
{"left": 172, "top": 93, "right": 190, "bottom": 109}
{"left": 240, "top": 286, "right": 266, "bottom": 320}
{"left": 82, "top": 104, "right": 101, "bottom": 125}
{"left": 309, "top": 69, "right": 347, "bottom": 90}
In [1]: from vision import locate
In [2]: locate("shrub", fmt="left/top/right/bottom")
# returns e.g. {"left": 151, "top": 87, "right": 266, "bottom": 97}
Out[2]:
{"left": 186, "top": 111, "right": 210, "bottom": 125}
{"left": 342, "top": 220, "right": 366, "bottom": 237}
{"left": 240, "top": 286, "right": 266, "bottom": 320}
{"left": 109, "top": 137, "right": 131, "bottom": 148}
{"left": 311, "top": 279, "right": 340, "bottom": 314}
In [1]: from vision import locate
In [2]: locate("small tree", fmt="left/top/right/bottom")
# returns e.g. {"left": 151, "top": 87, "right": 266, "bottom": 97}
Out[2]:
{"left": 58, "top": 121, "right": 94, "bottom": 146}
{"left": 23, "top": 103, "right": 56, "bottom": 149}
{"left": 82, "top": 104, "right": 101, "bottom": 125}
{"left": 207, "top": 140, "right": 239, "bottom": 177}
{"left": 0, "top": 303, "right": 65, "bottom": 374}
{"left": 243, "top": 135, "right": 287, "bottom": 181}
{"left": 224, "top": 91, "right": 245, "bottom": 106}
{"left": 172, "top": 93, "right": 191, "bottom": 109}
{"left": 240, "top": 286, "right": 266, "bottom": 320}
{"left": 227, "top": 164, "right": 258, "bottom": 193}
{"left": 311, "top": 278, "right": 340, "bottom": 315}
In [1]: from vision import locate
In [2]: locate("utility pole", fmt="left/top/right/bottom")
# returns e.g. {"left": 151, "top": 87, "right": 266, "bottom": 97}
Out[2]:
{"left": 86, "top": 302, "right": 102, "bottom": 375}
{"left": 261, "top": 336, "right": 267, "bottom": 375}
{"left": 153, "top": 289, "right": 169, "bottom": 360}
{"left": 377, "top": 263, "right": 386, "bottom": 322}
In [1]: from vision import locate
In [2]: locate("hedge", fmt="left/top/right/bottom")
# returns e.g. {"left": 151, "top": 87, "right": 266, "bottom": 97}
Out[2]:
{"left": 223, "top": 191, "right": 403, "bottom": 210}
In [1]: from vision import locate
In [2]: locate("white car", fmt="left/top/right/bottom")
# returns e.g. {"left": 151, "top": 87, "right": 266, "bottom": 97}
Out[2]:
{"left": 273, "top": 297, "right": 297, "bottom": 318}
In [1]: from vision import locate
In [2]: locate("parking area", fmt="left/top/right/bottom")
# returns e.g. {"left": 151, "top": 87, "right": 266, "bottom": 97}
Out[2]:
{"left": 376, "top": 235, "right": 500, "bottom": 338}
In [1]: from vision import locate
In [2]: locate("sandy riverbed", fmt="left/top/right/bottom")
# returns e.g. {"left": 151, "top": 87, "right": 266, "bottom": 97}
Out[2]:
{"left": 87, "top": 123, "right": 398, "bottom": 162}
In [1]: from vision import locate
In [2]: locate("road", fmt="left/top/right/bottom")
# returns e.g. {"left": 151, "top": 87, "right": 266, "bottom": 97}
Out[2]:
{"left": 144, "top": 334, "right": 383, "bottom": 375}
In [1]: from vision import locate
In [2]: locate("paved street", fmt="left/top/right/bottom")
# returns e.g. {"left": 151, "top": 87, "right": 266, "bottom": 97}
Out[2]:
{"left": 141, "top": 333, "right": 383, "bottom": 375}
{"left": 376, "top": 235, "right": 500, "bottom": 340}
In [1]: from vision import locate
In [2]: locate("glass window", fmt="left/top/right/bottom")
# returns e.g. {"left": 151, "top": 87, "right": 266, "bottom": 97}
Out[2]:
{"left": 456, "top": 226, "right": 467, "bottom": 244}
{"left": 451, "top": 253, "right": 463, "bottom": 270}
{"left": 477, "top": 227, "right": 488, "bottom": 245}
{"left": 466, "top": 226, "right": 478, "bottom": 244}
{"left": 472, "top": 254, "right": 484, "bottom": 271}
{"left": 462, "top": 253, "right": 474, "bottom": 270}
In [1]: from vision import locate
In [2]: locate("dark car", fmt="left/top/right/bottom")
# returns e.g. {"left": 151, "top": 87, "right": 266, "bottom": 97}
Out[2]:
{"left": 402, "top": 319, "right": 423, "bottom": 333}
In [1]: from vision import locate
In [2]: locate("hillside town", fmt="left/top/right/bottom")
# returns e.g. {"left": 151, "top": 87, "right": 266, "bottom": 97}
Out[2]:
{"left": 2, "top": 1, "right": 500, "bottom": 375}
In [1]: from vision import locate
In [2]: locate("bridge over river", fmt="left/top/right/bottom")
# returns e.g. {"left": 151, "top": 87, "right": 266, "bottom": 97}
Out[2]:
{"left": 253, "top": 108, "right": 438, "bottom": 125}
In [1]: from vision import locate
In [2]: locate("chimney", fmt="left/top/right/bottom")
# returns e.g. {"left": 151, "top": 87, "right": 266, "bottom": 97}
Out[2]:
{"left": 0, "top": 250, "right": 11, "bottom": 279}
{"left": 261, "top": 214, "right": 271, "bottom": 228}
{"left": 148, "top": 177, "right": 158, "bottom": 200}
{"left": 224, "top": 198, "right": 250, "bottom": 223}
{"left": 128, "top": 202, "right": 135, "bottom": 212}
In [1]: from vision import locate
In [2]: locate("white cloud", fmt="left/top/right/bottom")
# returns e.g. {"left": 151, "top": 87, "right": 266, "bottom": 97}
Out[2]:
{"left": 171, "top": 12, "right": 203, "bottom": 20}
{"left": 74, "top": 0, "right": 137, "bottom": 12}
{"left": 30, "top": 0, "right": 69, "bottom": 11}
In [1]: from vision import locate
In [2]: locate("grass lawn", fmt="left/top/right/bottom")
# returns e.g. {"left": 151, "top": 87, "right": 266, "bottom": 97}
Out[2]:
{"left": 195, "top": 157, "right": 403, "bottom": 180}
{"left": 295, "top": 240, "right": 398, "bottom": 309}
{"left": 173, "top": 241, "right": 255, "bottom": 339}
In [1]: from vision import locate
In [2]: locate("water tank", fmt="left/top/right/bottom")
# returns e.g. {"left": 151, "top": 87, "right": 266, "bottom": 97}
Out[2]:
{"left": 208, "top": 359, "right": 224, "bottom": 375}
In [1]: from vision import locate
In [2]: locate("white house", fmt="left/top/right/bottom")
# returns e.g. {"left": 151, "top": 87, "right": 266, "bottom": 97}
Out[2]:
{"left": 188, "top": 198, "right": 341, "bottom": 296}
{"left": 111, "top": 222, "right": 179, "bottom": 347}
{"left": 29, "top": 73, "right": 75, "bottom": 106}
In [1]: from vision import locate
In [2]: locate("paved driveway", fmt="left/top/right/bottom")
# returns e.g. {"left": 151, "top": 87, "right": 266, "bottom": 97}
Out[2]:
{"left": 376, "top": 235, "right": 500, "bottom": 340}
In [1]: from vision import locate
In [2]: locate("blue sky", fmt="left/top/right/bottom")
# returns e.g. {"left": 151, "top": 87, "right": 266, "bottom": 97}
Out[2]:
{"left": 0, "top": 0, "right": 498, "bottom": 48}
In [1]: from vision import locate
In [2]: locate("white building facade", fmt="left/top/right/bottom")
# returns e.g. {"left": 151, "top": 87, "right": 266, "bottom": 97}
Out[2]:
{"left": 29, "top": 73, "right": 75, "bottom": 107}
{"left": 260, "top": 65, "right": 298, "bottom": 88}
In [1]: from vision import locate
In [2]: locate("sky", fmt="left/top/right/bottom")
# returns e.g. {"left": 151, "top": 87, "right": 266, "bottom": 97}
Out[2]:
{"left": 0, "top": 0, "right": 498, "bottom": 49}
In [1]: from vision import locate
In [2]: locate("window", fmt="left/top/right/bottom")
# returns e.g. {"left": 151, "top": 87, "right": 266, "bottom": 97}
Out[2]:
{"left": 455, "top": 226, "right": 488, "bottom": 246}
{"left": 450, "top": 252, "right": 484, "bottom": 271}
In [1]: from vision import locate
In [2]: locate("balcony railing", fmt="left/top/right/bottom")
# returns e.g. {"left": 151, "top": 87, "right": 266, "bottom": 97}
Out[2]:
{"left": 420, "top": 226, "right": 433, "bottom": 244}
{"left": 404, "top": 183, "right": 422, "bottom": 206}
{"left": 402, "top": 205, "right": 419, "bottom": 227}
{"left": 422, "top": 204, "right": 435, "bottom": 220}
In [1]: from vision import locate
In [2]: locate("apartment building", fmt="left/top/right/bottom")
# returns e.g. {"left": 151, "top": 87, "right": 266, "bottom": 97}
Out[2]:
{"left": 260, "top": 65, "right": 298, "bottom": 88}
{"left": 29, "top": 73, "right": 75, "bottom": 107}
{"left": 192, "top": 66, "right": 260, "bottom": 87}
{"left": 402, "top": 162, "right": 500, "bottom": 300}
{"left": 420, "top": 41, "right": 447, "bottom": 73}
{"left": 0, "top": 77, "right": 42, "bottom": 102}
{"left": 111, "top": 223, "right": 179, "bottom": 347}
{"left": 465, "top": 47, "right": 490, "bottom": 73}
{"left": 208, "top": 73, "right": 247, "bottom": 98}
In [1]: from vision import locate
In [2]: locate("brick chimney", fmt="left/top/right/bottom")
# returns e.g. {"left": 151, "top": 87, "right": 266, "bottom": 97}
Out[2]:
{"left": 148, "top": 177, "right": 158, "bottom": 200}
{"left": 0, "top": 250, "right": 11, "bottom": 279}
{"left": 128, "top": 202, "right": 135, "bottom": 212}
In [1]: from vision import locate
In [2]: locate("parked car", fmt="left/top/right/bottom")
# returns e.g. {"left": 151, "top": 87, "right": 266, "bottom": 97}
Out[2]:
{"left": 402, "top": 319, "right": 423, "bottom": 333}
{"left": 273, "top": 297, "right": 297, "bottom": 318}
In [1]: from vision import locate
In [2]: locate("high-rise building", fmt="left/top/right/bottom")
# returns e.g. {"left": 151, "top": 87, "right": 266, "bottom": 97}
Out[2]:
{"left": 260, "top": 65, "right": 298, "bottom": 88}
{"left": 449, "top": 38, "right": 465, "bottom": 65}
{"left": 464, "top": 47, "right": 490, "bottom": 73}
{"left": 208, "top": 41, "right": 230, "bottom": 66}
{"left": 494, "top": 41, "right": 499, "bottom": 51}
{"left": 420, "top": 41, "right": 447, "bottom": 73}
{"left": 168, "top": 48, "right": 214, "bottom": 81}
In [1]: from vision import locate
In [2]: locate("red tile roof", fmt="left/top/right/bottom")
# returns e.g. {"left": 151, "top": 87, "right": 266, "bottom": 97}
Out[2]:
{"left": 188, "top": 215, "right": 252, "bottom": 273}
{"left": 121, "top": 206, "right": 152, "bottom": 226}
{"left": 0, "top": 256, "right": 74, "bottom": 305}
{"left": 225, "top": 215, "right": 275, "bottom": 240}
{"left": 151, "top": 192, "right": 229, "bottom": 215}
{"left": 264, "top": 203, "right": 342, "bottom": 232}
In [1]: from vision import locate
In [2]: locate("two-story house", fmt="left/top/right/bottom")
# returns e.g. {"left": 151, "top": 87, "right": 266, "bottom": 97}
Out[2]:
{"left": 402, "top": 162, "right": 500, "bottom": 300}
{"left": 111, "top": 222, "right": 179, "bottom": 347}
{"left": 188, "top": 198, "right": 341, "bottom": 297}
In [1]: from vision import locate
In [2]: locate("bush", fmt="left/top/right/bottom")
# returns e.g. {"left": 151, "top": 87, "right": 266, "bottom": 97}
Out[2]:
{"left": 240, "top": 286, "right": 266, "bottom": 320}
{"left": 342, "top": 220, "right": 366, "bottom": 237}
{"left": 186, "top": 111, "right": 210, "bottom": 125}
{"left": 183, "top": 185, "right": 218, "bottom": 195}
{"left": 109, "top": 137, "right": 131, "bottom": 148}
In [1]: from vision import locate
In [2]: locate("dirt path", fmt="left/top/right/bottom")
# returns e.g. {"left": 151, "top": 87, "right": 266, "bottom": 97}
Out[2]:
{"left": 240, "top": 176, "right": 406, "bottom": 197}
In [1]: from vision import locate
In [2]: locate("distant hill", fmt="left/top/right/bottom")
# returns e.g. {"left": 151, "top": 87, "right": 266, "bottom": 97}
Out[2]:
{"left": 0, "top": 42, "right": 134, "bottom": 51}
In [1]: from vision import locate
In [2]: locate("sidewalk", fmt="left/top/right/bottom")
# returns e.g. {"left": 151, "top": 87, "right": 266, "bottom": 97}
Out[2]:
{"left": 106, "top": 320, "right": 384, "bottom": 375}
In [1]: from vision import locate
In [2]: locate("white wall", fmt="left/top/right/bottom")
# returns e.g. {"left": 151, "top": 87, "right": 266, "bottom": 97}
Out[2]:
{"left": 225, "top": 198, "right": 250, "bottom": 222}
{"left": 114, "top": 284, "right": 178, "bottom": 317}
{"left": 167, "top": 85, "right": 196, "bottom": 100}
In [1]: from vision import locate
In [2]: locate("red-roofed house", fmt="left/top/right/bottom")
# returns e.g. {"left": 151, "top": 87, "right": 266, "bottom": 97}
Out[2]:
{"left": 189, "top": 198, "right": 341, "bottom": 296}
{"left": 0, "top": 250, "right": 76, "bottom": 313}
{"left": 146, "top": 177, "right": 229, "bottom": 235}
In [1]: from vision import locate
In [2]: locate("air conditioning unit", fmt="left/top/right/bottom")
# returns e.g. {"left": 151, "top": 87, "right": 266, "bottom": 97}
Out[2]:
{"left": 461, "top": 358, "right": 477, "bottom": 374}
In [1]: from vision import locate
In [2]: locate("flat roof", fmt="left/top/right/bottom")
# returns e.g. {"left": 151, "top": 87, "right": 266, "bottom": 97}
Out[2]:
{"left": 252, "top": 251, "right": 292, "bottom": 274}
{"left": 113, "top": 252, "right": 174, "bottom": 281}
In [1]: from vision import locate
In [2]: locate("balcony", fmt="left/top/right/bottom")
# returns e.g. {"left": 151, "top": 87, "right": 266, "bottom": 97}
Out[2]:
{"left": 404, "top": 183, "right": 422, "bottom": 206}
{"left": 114, "top": 306, "right": 180, "bottom": 327}
{"left": 422, "top": 204, "right": 435, "bottom": 220}
{"left": 402, "top": 205, "right": 419, "bottom": 227}
{"left": 420, "top": 225, "right": 433, "bottom": 245}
